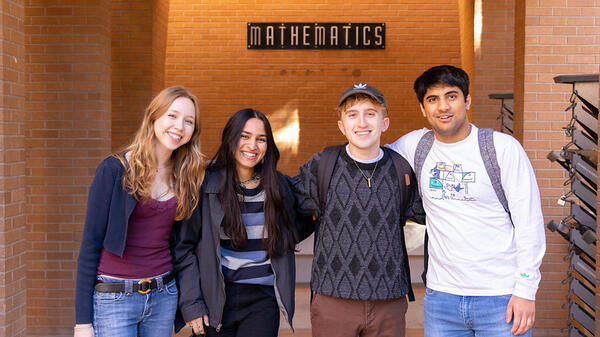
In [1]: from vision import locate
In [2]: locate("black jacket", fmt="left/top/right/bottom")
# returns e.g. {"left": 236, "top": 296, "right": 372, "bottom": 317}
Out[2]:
{"left": 171, "top": 169, "right": 314, "bottom": 332}
{"left": 75, "top": 156, "right": 139, "bottom": 324}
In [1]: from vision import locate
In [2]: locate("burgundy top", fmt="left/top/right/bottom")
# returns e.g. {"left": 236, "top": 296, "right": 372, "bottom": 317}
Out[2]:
{"left": 97, "top": 196, "right": 177, "bottom": 279}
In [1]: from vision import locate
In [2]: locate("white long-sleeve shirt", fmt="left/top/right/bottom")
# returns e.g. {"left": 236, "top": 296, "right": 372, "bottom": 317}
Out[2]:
{"left": 388, "top": 125, "right": 545, "bottom": 300}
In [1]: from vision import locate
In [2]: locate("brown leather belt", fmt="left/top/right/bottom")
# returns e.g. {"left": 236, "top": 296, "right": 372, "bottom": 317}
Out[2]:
{"left": 94, "top": 273, "right": 175, "bottom": 294}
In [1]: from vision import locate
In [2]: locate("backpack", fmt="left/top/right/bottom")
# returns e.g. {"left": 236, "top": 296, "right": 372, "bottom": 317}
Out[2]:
{"left": 414, "top": 127, "right": 513, "bottom": 284}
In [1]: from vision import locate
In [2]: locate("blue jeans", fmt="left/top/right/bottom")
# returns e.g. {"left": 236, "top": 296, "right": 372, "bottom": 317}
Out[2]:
{"left": 424, "top": 288, "right": 532, "bottom": 337}
{"left": 93, "top": 272, "right": 178, "bottom": 337}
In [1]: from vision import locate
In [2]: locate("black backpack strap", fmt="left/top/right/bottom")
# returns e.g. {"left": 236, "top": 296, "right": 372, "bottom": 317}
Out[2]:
{"left": 385, "top": 147, "right": 417, "bottom": 301}
{"left": 421, "top": 233, "right": 428, "bottom": 285}
{"left": 478, "top": 128, "right": 513, "bottom": 225}
{"left": 314, "top": 144, "right": 344, "bottom": 251}
{"left": 311, "top": 144, "right": 342, "bottom": 303}
{"left": 386, "top": 147, "right": 408, "bottom": 194}
{"left": 317, "top": 145, "right": 343, "bottom": 214}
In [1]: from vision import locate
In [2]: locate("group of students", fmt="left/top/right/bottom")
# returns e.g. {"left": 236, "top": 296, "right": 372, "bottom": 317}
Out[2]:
{"left": 74, "top": 65, "right": 546, "bottom": 337}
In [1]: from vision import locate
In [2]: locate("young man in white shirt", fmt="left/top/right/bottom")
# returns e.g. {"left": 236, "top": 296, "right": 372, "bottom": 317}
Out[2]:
{"left": 388, "top": 65, "right": 546, "bottom": 337}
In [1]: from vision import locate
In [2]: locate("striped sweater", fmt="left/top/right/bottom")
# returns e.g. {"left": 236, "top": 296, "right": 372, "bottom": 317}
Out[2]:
{"left": 219, "top": 185, "right": 274, "bottom": 286}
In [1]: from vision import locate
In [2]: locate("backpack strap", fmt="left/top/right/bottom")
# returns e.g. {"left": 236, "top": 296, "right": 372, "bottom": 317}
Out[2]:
{"left": 317, "top": 145, "right": 344, "bottom": 213}
{"left": 311, "top": 144, "right": 342, "bottom": 303}
{"left": 384, "top": 147, "right": 417, "bottom": 301}
{"left": 477, "top": 128, "right": 513, "bottom": 225}
{"left": 385, "top": 146, "right": 416, "bottom": 204}
{"left": 412, "top": 130, "right": 435, "bottom": 285}
{"left": 314, "top": 145, "right": 344, "bottom": 250}
{"left": 385, "top": 147, "right": 409, "bottom": 196}
{"left": 414, "top": 130, "right": 435, "bottom": 196}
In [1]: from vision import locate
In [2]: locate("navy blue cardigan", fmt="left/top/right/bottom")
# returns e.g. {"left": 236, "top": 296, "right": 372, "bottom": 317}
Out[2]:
{"left": 75, "top": 156, "right": 138, "bottom": 324}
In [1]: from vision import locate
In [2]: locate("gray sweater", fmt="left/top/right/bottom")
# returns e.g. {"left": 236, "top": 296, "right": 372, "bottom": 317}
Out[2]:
{"left": 295, "top": 147, "right": 419, "bottom": 300}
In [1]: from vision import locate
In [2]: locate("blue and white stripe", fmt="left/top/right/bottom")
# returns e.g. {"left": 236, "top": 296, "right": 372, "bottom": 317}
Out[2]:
{"left": 219, "top": 187, "right": 274, "bottom": 286}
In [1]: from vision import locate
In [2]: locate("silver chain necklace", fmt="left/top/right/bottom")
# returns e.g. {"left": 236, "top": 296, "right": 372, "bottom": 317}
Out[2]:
{"left": 239, "top": 174, "right": 260, "bottom": 188}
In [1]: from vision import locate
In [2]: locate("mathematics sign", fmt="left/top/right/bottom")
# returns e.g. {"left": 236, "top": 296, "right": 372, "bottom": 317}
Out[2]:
{"left": 247, "top": 22, "right": 385, "bottom": 49}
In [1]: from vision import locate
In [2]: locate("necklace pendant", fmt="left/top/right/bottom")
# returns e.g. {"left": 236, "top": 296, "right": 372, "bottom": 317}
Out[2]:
{"left": 367, "top": 178, "right": 371, "bottom": 188}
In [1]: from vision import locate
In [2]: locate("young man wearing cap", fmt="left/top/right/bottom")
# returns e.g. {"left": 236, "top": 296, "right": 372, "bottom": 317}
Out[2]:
{"left": 388, "top": 65, "right": 545, "bottom": 336}
{"left": 292, "top": 83, "right": 424, "bottom": 337}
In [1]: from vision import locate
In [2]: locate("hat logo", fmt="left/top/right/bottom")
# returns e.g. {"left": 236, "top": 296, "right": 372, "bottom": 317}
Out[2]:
{"left": 353, "top": 83, "right": 367, "bottom": 89}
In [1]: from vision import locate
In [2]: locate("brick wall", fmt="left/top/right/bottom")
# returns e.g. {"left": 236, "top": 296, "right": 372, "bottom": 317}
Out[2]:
{"left": 0, "top": 0, "right": 26, "bottom": 336}
{"left": 110, "top": 0, "right": 153, "bottom": 151}
{"left": 111, "top": 0, "right": 171, "bottom": 151}
{"left": 152, "top": 0, "right": 169, "bottom": 95}
{"left": 458, "top": 0, "right": 474, "bottom": 120}
{"left": 514, "top": 0, "right": 526, "bottom": 143}
{"left": 514, "top": 0, "right": 600, "bottom": 335}
{"left": 24, "top": 0, "right": 111, "bottom": 334}
{"left": 159, "top": 0, "right": 462, "bottom": 174}
{"left": 473, "top": 0, "right": 515, "bottom": 130}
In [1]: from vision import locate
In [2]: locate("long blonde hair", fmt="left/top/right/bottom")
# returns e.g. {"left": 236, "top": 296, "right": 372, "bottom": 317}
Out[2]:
{"left": 117, "top": 86, "right": 205, "bottom": 220}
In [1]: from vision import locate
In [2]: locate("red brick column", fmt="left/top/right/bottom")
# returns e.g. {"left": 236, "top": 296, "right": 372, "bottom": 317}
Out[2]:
{"left": 111, "top": 1, "right": 170, "bottom": 151}
{"left": 24, "top": 1, "right": 111, "bottom": 334}
{"left": 152, "top": 0, "right": 169, "bottom": 95}
{"left": 473, "top": 0, "right": 515, "bottom": 130}
{"left": 515, "top": 0, "right": 599, "bottom": 335}
{"left": 111, "top": 0, "right": 153, "bottom": 151}
{"left": 0, "top": 1, "right": 26, "bottom": 336}
{"left": 458, "top": 0, "right": 474, "bottom": 122}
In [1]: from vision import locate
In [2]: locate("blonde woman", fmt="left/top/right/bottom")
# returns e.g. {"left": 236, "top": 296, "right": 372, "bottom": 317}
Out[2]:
{"left": 74, "top": 86, "right": 205, "bottom": 337}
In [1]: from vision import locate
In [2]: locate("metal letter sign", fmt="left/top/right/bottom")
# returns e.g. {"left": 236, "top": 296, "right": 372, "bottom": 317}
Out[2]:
{"left": 247, "top": 23, "right": 385, "bottom": 49}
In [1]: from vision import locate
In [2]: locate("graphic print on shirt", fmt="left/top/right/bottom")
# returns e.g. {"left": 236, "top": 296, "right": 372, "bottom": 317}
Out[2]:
{"left": 428, "top": 162, "right": 476, "bottom": 201}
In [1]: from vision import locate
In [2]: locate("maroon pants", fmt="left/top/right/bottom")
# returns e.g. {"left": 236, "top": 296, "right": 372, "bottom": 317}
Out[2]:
{"left": 310, "top": 292, "right": 408, "bottom": 337}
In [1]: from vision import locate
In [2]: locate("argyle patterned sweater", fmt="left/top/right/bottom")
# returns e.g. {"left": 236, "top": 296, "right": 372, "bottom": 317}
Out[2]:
{"left": 295, "top": 148, "right": 416, "bottom": 300}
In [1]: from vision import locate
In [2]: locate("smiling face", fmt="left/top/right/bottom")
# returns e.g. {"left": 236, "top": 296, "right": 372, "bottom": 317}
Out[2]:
{"left": 337, "top": 99, "right": 389, "bottom": 160}
{"left": 153, "top": 96, "right": 196, "bottom": 157}
{"left": 234, "top": 117, "right": 267, "bottom": 179}
{"left": 420, "top": 84, "right": 472, "bottom": 143}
